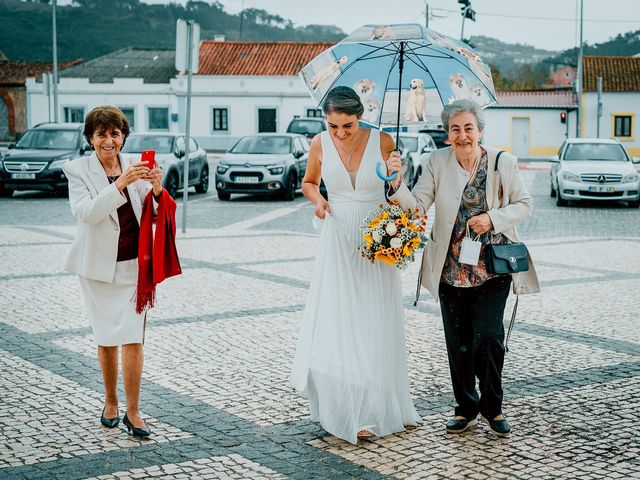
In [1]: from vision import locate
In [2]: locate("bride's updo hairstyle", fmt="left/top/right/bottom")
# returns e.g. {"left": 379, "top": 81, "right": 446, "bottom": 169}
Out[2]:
{"left": 322, "top": 86, "right": 364, "bottom": 116}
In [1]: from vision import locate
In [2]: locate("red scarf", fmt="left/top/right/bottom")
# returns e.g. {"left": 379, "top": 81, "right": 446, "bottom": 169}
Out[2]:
{"left": 136, "top": 189, "right": 182, "bottom": 313}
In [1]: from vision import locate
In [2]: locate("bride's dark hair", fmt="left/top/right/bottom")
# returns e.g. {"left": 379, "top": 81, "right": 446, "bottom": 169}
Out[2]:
{"left": 322, "top": 86, "right": 364, "bottom": 116}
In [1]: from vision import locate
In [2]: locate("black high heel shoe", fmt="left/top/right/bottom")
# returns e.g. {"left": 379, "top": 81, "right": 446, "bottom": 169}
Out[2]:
{"left": 123, "top": 413, "right": 151, "bottom": 438}
{"left": 100, "top": 407, "right": 120, "bottom": 428}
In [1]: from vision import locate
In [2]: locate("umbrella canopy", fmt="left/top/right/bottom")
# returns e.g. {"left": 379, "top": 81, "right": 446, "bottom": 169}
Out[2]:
{"left": 299, "top": 23, "right": 496, "bottom": 129}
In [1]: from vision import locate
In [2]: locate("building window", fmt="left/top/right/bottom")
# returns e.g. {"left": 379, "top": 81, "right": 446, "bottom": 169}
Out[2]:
{"left": 63, "top": 107, "right": 85, "bottom": 123}
{"left": 119, "top": 107, "right": 135, "bottom": 131}
{"left": 258, "top": 108, "right": 276, "bottom": 133}
{"left": 148, "top": 107, "right": 169, "bottom": 131}
{"left": 613, "top": 115, "right": 632, "bottom": 138}
{"left": 212, "top": 108, "right": 228, "bottom": 131}
{"left": 306, "top": 108, "right": 323, "bottom": 118}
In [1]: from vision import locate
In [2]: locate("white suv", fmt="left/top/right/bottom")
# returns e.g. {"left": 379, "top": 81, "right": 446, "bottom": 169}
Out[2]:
{"left": 550, "top": 138, "right": 640, "bottom": 207}
{"left": 398, "top": 132, "right": 436, "bottom": 188}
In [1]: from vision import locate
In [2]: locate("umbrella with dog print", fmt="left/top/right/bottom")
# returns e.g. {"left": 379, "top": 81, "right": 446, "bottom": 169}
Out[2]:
{"left": 298, "top": 23, "right": 497, "bottom": 180}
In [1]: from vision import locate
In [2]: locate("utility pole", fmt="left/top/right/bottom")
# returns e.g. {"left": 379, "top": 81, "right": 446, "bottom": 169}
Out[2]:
{"left": 576, "top": 0, "right": 583, "bottom": 137}
{"left": 239, "top": 0, "right": 244, "bottom": 40}
{"left": 596, "top": 76, "right": 603, "bottom": 138}
{"left": 457, "top": 0, "right": 475, "bottom": 41}
{"left": 425, "top": 1, "right": 429, "bottom": 28}
{"left": 52, "top": 0, "right": 59, "bottom": 123}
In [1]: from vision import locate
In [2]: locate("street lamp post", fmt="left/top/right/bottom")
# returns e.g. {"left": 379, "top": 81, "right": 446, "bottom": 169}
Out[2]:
{"left": 52, "top": 0, "right": 59, "bottom": 123}
{"left": 576, "top": 0, "right": 583, "bottom": 137}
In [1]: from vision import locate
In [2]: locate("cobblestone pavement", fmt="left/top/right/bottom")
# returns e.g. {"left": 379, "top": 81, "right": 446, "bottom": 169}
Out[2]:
{"left": 1, "top": 165, "right": 639, "bottom": 480}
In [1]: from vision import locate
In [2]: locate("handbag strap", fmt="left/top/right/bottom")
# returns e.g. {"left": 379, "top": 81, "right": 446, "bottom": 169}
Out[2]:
{"left": 494, "top": 150, "right": 505, "bottom": 171}
{"left": 504, "top": 294, "right": 518, "bottom": 353}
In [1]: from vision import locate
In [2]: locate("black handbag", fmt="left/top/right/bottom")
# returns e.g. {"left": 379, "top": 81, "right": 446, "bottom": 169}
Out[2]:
{"left": 485, "top": 243, "right": 529, "bottom": 274}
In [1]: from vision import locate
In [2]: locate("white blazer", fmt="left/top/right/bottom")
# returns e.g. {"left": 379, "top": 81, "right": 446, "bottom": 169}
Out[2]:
{"left": 63, "top": 153, "right": 153, "bottom": 283}
{"left": 390, "top": 146, "right": 540, "bottom": 301}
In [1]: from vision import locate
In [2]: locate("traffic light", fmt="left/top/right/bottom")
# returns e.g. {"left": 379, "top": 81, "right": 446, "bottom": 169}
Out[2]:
{"left": 458, "top": 0, "right": 470, "bottom": 6}
{"left": 465, "top": 8, "right": 476, "bottom": 20}
{"left": 560, "top": 112, "right": 567, "bottom": 124}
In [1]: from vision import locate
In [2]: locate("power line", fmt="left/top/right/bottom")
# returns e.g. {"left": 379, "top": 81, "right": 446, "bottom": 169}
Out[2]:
{"left": 438, "top": 8, "right": 639, "bottom": 23}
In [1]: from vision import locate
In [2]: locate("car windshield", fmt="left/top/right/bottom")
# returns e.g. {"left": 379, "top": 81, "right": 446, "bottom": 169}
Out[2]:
{"left": 400, "top": 137, "right": 418, "bottom": 151}
{"left": 231, "top": 136, "right": 291, "bottom": 154}
{"left": 564, "top": 143, "right": 628, "bottom": 162}
{"left": 121, "top": 136, "right": 174, "bottom": 154}
{"left": 287, "top": 120, "right": 324, "bottom": 135}
{"left": 15, "top": 129, "right": 78, "bottom": 149}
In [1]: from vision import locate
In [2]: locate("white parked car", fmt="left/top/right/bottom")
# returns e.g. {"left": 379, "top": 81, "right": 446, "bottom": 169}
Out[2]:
{"left": 398, "top": 132, "right": 436, "bottom": 188}
{"left": 550, "top": 138, "right": 640, "bottom": 207}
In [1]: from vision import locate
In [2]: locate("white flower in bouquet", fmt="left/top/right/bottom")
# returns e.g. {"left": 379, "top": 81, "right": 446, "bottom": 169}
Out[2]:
{"left": 390, "top": 237, "right": 403, "bottom": 249}
{"left": 372, "top": 229, "right": 383, "bottom": 243}
{"left": 385, "top": 222, "right": 397, "bottom": 236}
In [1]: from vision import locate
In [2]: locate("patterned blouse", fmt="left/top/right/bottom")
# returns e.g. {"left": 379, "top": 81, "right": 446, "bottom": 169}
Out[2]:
{"left": 440, "top": 149, "right": 510, "bottom": 287}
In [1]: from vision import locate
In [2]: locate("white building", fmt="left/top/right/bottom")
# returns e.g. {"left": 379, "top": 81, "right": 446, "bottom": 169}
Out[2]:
{"left": 581, "top": 56, "right": 640, "bottom": 157}
{"left": 483, "top": 91, "right": 577, "bottom": 158}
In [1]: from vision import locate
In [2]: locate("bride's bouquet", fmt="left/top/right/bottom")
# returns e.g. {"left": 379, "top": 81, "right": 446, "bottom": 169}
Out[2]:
{"left": 360, "top": 201, "right": 428, "bottom": 269}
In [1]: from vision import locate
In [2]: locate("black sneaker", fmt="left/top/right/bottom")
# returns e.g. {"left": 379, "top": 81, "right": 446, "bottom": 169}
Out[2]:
{"left": 445, "top": 415, "right": 477, "bottom": 434}
{"left": 481, "top": 415, "right": 511, "bottom": 437}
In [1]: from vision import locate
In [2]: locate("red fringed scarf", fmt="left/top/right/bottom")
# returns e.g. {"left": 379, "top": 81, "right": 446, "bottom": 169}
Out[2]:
{"left": 136, "top": 189, "right": 182, "bottom": 313}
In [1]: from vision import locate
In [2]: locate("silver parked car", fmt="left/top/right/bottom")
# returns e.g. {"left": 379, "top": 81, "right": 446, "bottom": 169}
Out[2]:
{"left": 215, "top": 133, "right": 309, "bottom": 201}
{"left": 550, "top": 138, "right": 640, "bottom": 207}
{"left": 121, "top": 133, "right": 209, "bottom": 198}
{"left": 398, "top": 132, "right": 436, "bottom": 188}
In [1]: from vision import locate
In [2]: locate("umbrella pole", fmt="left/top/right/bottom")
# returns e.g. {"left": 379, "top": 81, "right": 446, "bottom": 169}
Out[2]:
{"left": 395, "top": 41, "right": 405, "bottom": 149}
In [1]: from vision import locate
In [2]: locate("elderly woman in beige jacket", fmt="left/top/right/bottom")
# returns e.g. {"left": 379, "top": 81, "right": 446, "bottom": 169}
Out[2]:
{"left": 385, "top": 99, "right": 539, "bottom": 437}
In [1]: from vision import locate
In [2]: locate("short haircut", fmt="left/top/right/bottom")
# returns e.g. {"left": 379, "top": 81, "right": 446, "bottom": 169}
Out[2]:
{"left": 441, "top": 99, "right": 485, "bottom": 132}
{"left": 83, "top": 106, "right": 130, "bottom": 147}
{"left": 322, "top": 86, "right": 364, "bottom": 116}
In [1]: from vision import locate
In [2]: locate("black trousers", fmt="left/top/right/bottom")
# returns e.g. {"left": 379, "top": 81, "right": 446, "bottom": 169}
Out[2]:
{"left": 438, "top": 275, "right": 512, "bottom": 420}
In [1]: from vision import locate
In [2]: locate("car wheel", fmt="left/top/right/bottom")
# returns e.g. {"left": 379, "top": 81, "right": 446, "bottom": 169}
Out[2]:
{"left": 629, "top": 199, "right": 640, "bottom": 208}
{"left": 0, "top": 186, "right": 14, "bottom": 198}
{"left": 166, "top": 171, "right": 179, "bottom": 198}
{"left": 217, "top": 190, "right": 230, "bottom": 201}
{"left": 195, "top": 165, "right": 209, "bottom": 194}
{"left": 282, "top": 172, "right": 296, "bottom": 201}
{"left": 550, "top": 180, "right": 556, "bottom": 198}
{"left": 555, "top": 190, "right": 568, "bottom": 207}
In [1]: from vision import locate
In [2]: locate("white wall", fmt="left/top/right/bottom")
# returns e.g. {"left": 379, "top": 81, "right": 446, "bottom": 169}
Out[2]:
{"left": 583, "top": 92, "right": 640, "bottom": 156}
{"left": 26, "top": 78, "right": 175, "bottom": 133}
{"left": 172, "top": 75, "right": 317, "bottom": 150}
{"left": 483, "top": 107, "right": 576, "bottom": 157}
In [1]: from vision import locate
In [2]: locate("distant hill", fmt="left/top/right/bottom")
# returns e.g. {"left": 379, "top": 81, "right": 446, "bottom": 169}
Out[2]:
{"left": 0, "top": 0, "right": 345, "bottom": 62}
{"left": 469, "top": 35, "right": 557, "bottom": 76}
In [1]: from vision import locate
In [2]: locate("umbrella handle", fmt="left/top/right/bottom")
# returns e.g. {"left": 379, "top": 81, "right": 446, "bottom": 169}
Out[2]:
{"left": 376, "top": 161, "right": 398, "bottom": 182}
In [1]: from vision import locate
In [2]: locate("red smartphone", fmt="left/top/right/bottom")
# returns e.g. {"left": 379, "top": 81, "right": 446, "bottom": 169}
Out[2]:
{"left": 141, "top": 150, "right": 156, "bottom": 169}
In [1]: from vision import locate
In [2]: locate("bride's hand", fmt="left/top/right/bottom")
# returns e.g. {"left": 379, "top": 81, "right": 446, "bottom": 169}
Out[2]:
{"left": 315, "top": 198, "right": 331, "bottom": 219}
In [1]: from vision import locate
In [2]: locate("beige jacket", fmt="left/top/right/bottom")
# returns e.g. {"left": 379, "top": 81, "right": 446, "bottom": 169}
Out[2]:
{"left": 390, "top": 146, "right": 540, "bottom": 301}
{"left": 62, "top": 153, "right": 153, "bottom": 283}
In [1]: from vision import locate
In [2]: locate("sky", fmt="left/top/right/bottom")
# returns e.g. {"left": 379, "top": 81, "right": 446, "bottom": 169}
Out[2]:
{"left": 195, "top": 0, "right": 640, "bottom": 52}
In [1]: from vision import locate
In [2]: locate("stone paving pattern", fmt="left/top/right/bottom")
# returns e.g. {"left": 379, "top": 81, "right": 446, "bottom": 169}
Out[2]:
{"left": 1, "top": 167, "right": 639, "bottom": 479}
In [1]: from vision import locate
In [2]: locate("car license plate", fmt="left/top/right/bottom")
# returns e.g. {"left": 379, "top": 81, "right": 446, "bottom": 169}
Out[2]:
{"left": 587, "top": 185, "right": 615, "bottom": 193}
{"left": 235, "top": 176, "right": 259, "bottom": 184}
{"left": 11, "top": 173, "right": 36, "bottom": 180}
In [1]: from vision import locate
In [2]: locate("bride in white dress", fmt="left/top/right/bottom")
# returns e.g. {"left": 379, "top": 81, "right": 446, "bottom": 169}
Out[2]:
{"left": 290, "top": 86, "right": 420, "bottom": 444}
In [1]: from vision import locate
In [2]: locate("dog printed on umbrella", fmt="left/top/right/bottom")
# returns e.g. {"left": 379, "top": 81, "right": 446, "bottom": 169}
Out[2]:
{"left": 310, "top": 55, "right": 348, "bottom": 90}
{"left": 353, "top": 78, "right": 381, "bottom": 124}
{"left": 404, "top": 78, "right": 428, "bottom": 122}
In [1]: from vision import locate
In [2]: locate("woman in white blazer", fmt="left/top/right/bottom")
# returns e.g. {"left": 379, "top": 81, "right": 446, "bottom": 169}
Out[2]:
{"left": 63, "top": 106, "right": 163, "bottom": 437}
{"left": 385, "top": 99, "right": 540, "bottom": 437}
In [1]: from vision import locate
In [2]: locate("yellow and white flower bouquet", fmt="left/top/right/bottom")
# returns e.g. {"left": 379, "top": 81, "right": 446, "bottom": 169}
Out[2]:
{"left": 360, "top": 200, "right": 428, "bottom": 269}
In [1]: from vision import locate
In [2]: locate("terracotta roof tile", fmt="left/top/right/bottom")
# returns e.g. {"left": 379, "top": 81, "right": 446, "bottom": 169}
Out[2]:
{"left": 494, "top": 91, "right": 577, "bottom": 108}
{"left": 583, "top": 56, "right": 640, "bottom": 92}
{"left": 0, "top": 59, "right": 81, "bottom": 86}
{"left": 197, "top": 41, "right": 335, "bottom": 76}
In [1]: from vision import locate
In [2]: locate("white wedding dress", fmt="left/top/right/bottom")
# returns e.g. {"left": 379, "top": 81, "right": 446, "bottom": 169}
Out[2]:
{"left": 290, "top": 129, "right": 420, "bottom": 444}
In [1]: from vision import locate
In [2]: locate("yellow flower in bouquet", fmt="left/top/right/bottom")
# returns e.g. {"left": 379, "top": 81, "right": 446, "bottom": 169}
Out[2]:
{"left": 360, "top": 200, "right": 427, "bottom": 269}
